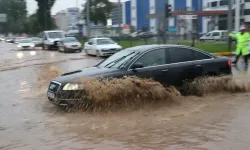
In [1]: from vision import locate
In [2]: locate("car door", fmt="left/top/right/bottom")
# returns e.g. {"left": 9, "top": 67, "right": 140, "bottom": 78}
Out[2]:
{"left": 127, "top": 48, "right": 170, "bottom": 85}
{"left": 85, "top": 39, "right": 94, "bottom": 54}
{"left": 166, "top": 47, "right": 198, "bottom": 86}
{"left": 204, "top": 32, "right": 212, "bottom": 40}
{"left": 211, "top": 31, "right": 220, "bottom": 40}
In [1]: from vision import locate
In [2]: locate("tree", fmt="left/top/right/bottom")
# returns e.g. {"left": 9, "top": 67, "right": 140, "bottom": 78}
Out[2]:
{"left": 82, "top": 0, "right": 113, "bottom": 25}
{"left": 0, "top": 0, "right": 27, "bottom": 34}
{"left": 35, "top": 0, "right": 56, "bottom": 31}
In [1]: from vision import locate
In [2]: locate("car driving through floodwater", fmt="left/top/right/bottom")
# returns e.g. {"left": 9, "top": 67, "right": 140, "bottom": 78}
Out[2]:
{"left": 47, "top": 44, "right": 232, "bottom": 106}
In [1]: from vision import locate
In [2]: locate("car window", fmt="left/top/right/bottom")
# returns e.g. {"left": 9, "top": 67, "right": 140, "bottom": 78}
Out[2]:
{"left": 135, "top": 49, "right": 166, "bottom": 67}
{"left": 206, "top": 33, "right": 211, "bottom": 36}
{"left": 169, "top": 48, "right": 194, "bottom": 63}
{"left": 88, "top": 39, "right": 93, "bottom": 43}
{"left": 212, "top": 32, "right": 220, "bottom": 36}
{"left": 97, "top": 39, "right": 115, "bottom": 45}
{"left": 192, "top": 50, "right": 212, "bottom": 60}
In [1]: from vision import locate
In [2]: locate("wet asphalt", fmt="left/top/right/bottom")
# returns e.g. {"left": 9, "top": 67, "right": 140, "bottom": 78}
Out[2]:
{"left": 0, "top": 42, "right": 250, "bottom": 150}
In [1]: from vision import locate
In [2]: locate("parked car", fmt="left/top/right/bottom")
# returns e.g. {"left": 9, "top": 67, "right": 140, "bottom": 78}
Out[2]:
{"left": 31, "top": 37, "right": 43, "bottom": 47}
{"left": 6, "top": 38, "right": 14, "bottom": 43}
{"left": 17, "top": 38, "right": 35, "bottom": 50}
{"left": 84, "top": 37, "right": 122, "bottom": 56}
{"left": 47, "top": 44, "right": 232, "bottom": 106}
{"left": 200, "top": 30, "right": 228, "bottom": 41}
{"left": 42, "top": 30, "right": 65, "bottom": 50}
{"left": 14, "top": 37, "right": 25, "bottom": 44}
{"left": 58, "top": 37, "right": 82, "bottom": 53}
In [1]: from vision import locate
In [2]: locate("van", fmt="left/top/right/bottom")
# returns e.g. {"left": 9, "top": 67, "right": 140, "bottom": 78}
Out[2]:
{"left": 200, "top": 30, "right": 228, "bottom": 41}
{"left": 42, "top": 30, "right": 65, "bottom": 50}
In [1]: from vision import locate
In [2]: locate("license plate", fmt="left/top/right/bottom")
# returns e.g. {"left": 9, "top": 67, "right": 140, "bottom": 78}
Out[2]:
{"left": 60, "top": 47, "right": 64, "bottom": 51}
{"left": 47, "top": 91, "right": 55, "bottom": 99}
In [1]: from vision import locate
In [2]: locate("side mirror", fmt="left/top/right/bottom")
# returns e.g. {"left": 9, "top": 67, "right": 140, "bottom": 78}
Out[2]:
{"left": 88, "top": 42, "right": 92, "bottom": 45}
{"left": 131, "top": 62, "right": 144, "bottom": 70}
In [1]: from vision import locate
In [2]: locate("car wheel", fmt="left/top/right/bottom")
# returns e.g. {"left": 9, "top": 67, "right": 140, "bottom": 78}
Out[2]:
{"left": 96, "top": 50, "right": 101, "bottom": 57}
{"left": 85, "top": 49, "right": 89, "bottom": 55}
{"left": 78, "top": 49, "right": 82, "bottom": 53}
{"left": 44, "top": 44, "right": 49, "bottom": 50}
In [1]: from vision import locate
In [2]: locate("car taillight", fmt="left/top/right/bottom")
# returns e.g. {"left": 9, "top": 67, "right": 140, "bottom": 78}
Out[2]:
{"left": 227, "top": 60, "right": 232, "bottom": 67}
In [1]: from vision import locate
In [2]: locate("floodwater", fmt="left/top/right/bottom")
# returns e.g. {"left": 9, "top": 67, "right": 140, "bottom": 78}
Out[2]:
{"left": 0, "top": 43, "right": 250, "bottom": 150}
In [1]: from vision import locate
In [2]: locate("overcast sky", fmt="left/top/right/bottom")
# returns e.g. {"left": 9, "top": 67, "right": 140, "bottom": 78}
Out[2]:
{"left": 26, "top": 0, "right": 126, "bottom": 15}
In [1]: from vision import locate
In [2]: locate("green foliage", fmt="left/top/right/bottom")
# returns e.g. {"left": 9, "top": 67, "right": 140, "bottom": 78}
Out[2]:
{"left": 0, "top": 0, "right": 27, "bottom": 34}
{"left": 35, "top": 0, "right": 56, "bottom": 31}
{"left": 82, "top": 0, "right": 113, "bottom": 25}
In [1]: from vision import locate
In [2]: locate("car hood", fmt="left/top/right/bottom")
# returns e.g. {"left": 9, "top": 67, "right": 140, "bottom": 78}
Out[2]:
{"left": 64, "top": 42, "right": 81, "bottom": 46}
{"left": 18, "top": 43, "right": 34, "bottom": 46}
{"left": 96, "top": 44, "right": 122, "bottom": 49}
{"left": 49, "top": 38, "right": 63, "bottom": 42}
{"left": 53, "top": 66, "right": 121, "bottom": 84}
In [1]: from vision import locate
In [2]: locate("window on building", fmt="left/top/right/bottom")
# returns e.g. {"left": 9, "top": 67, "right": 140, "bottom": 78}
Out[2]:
{"left": 244, "top": 9, "right": 250, "bottom": 15}
{"left": 220, "top": 0, "right": 228, "bottom": 6}
{"left": 207, "top": 2, "right": 210, "bottom": 8}
{"left": 211, "top": 1, "right": 217, "bottom": 7}
{"left": 246, "top": 0, "right": 250, "bottom": 2}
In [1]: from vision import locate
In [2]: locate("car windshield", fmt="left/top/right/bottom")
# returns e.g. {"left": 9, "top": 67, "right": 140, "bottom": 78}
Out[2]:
{"left": 20, "top": 39, "right": 33, "bottom": 43}
{"left": 32, "top": 37, "right": 40, "bottom": 41}
{"left": 48, "top": 32, "right": 64, "bottom": 38}
{"left": 63, "top": 37, "right": 78, "bottom": 43}
{"left": 97, "top": 50, "right": 140, "bottom": 69}
{"left": 97, "top": 39, "right": 115, "bottom": 45}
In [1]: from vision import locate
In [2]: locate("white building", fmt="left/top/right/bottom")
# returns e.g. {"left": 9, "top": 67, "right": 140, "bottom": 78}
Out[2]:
{"left": 203, "top": 0, "right": 250, "bottom": 33}
{"left": 54, "top": 7, "right": 80, "bottom": 32}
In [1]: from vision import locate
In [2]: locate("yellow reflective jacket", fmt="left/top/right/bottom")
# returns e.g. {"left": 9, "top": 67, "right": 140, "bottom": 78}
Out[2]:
{"left": 229, "top": 32, "right": 250, "bottom": 56}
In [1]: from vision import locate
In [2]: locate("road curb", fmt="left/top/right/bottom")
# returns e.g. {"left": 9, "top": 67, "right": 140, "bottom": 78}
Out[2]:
{"left": 213, "top": 52, "right": 235, "bottom": 56}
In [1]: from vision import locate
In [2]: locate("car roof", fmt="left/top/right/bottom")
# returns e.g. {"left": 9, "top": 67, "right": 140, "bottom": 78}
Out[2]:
{"left": 91, "top": 37, "right": 112, "bottom": 40}
{"left": 123, "top": 44, "right": 194, "bottom": 52}
{"left": 44, "top": 30, "right": 64, "bottom": 33}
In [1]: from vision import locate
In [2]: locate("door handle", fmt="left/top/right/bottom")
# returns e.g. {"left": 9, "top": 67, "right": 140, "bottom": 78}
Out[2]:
{"left": 196, "top": 65, "right": 202, "bottom": 68}
{"left": 162, "top": 69, "right": 168, "bottom": 72}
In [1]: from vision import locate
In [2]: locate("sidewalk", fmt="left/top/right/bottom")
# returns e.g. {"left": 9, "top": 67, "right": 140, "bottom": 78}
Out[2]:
{"left": 213, "top": 52, "right": 236, "bottom": 56}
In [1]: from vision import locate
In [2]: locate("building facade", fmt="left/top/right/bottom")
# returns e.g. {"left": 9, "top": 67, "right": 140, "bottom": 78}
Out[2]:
{"left": 54, "top": 7, "right": 80, "bottom": 32}
{"left": 118, "top": 0, "right": 203, "bottom": 34}
{"left": 203, "top": 0, "right": 250, "bottom": 33}
{"left": 111, "top": 3, "right": 123, "bottom": 26}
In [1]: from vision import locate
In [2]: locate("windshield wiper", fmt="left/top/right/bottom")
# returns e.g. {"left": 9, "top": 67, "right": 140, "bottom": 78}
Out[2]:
{"left": 104, "top": 52, "right": 135, "bottom": 68}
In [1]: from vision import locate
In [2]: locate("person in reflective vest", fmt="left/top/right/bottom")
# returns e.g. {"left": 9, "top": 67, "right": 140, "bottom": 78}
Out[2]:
{"left": 229, "top": 25, "right": 250, "bottom": 71}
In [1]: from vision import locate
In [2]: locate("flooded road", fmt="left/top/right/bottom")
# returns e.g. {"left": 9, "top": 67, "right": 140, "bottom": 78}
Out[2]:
{"left": 1, "top": 43, "right": 250, "bottom": 150}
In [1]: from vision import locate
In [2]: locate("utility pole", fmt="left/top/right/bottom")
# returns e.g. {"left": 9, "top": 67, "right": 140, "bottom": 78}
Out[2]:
{"left": 44, "top": 0, "right": 47, "bottom": 30}
{"left": 227, "top": 0, "right": 232, "bottom": 51}
{"left": 118, "top": 0, "right": 122, "bottom": 37}
{"left": 86, "top": 0, "right": 90, "bottom": 37}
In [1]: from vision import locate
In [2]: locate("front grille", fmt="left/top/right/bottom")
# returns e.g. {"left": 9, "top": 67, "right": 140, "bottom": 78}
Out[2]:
{"left": 48, "top": 82, "right": 61, "bottom": 93}
{"left": 102, "top": 48, "right": 119, "bottom": 52}
{"left": 72, "top": 45, "right": 78, "bottom": 47}
{"left": 22, "top": 46, "right": 30, "bottom": 48}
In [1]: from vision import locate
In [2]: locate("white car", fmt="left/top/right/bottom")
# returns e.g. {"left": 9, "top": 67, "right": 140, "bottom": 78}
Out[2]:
{"left": 42, "top": 30, "right": 65, "bottom": 50}
{"left": 84, "top": 38, "right": 122, "bottom": 56}
{"left": 17, "top": 38, "right": 35, "bottom": 50}
{"left": 200, "top": 30, "right": 228, "bottom": 41}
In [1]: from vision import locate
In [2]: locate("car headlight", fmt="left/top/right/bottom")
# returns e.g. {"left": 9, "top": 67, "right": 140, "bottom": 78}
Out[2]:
{"left": 63, "top": 83, "right": 84, "bottom": 91}
{"left": 30, "top": 44, "right": 35, "bottom": 47}
{"left": 17, "top": 45, "right": 21, "bottom": 48}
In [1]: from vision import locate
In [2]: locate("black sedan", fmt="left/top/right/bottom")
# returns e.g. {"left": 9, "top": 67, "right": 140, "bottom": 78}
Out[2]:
{"left": 47, "top": 44, "right": 232, "bottom": 106}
